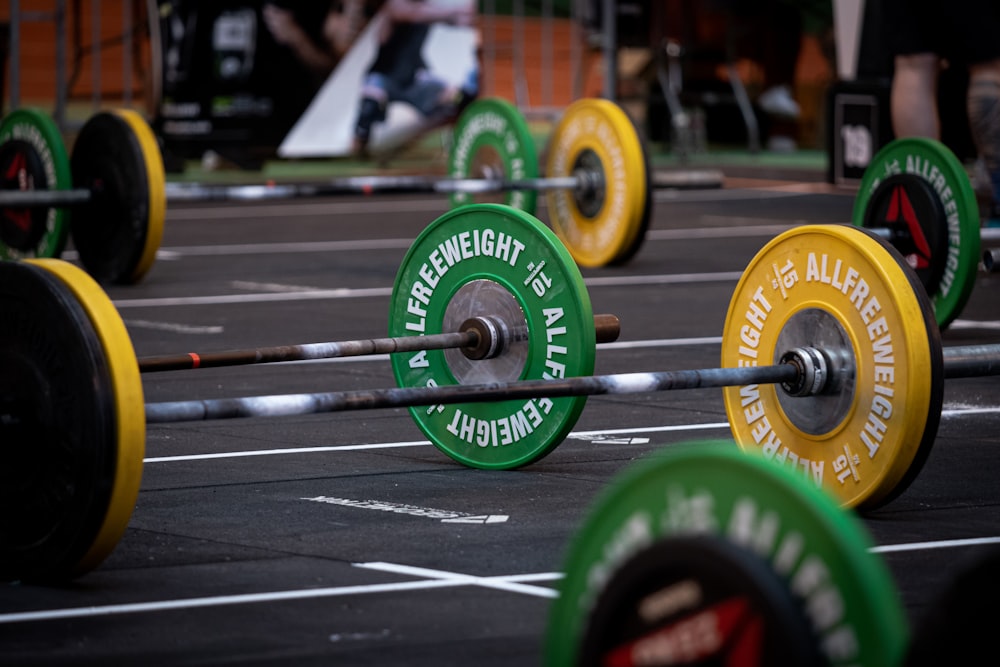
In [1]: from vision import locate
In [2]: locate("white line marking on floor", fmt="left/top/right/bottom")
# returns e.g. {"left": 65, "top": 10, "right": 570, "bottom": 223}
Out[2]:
{"left": 142, "top": 425, "right": 733, "bottom": 463}
{"left": 169, "top": 238, "right": 413, "bottom": 257}
{"left": 125, "top": 319, "right": 224, "bottom": 335}
{"left": 302, "top": 496, "right": 509, "bottom": 524}
{"left": 354, "top": 562, "right": 560, "bottom": 598}
{"left": 114, "top": 287, "right": 393, "bottom": 308}
{"left": 4, "top": 532, "right": 996, "bottom": 625}
{"left": 950, "top": 319, "right": 1000, "bottom": 330}
{"left": 111, "top": 273, "right": 742, "bottom": 308}
{"left": 0, "top": 570, "right": 562, "bottom": 625}
{"left": 231, "top": 280, "right": 332, "bottom": 293}
{"left": 143, "top": 441, "right": 430, "bottom": 463}
{"left": 872, "top": 537, "right": 1000, "bottom": 553}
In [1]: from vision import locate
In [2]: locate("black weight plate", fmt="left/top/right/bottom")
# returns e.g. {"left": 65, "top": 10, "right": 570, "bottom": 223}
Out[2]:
{"left": 70, "top": 111, "right": 153, "bottom": 284}
{"left": 0, "top": 261, "right": 119, "bottom": 581}
{"left": 579, "top": 535, "right": 825, "bottom": 666}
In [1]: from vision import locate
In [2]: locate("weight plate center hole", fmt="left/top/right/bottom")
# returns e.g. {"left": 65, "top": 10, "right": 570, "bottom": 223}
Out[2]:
{"left": 443, "top": 279, "right": 528, "bottom": 384}
{"left": 774, "top": 308, "right": 857, "bottom": 436}
{"left": 572, "top": 149, "right": 605, "bottom": 219}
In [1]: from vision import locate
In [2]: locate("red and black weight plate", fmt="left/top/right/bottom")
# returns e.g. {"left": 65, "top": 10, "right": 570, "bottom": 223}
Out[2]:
{"left": 70, "top": 111, "right": 158, "bottom": 285}
{"left": 578, "top": 535, "right": 824, "bottom": 666}
{"left": 860, "top": 173, "right": 949, "bottom": 301}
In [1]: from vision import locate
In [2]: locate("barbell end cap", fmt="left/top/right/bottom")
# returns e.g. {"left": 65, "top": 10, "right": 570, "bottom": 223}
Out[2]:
{"left": 983, "top": 247, "right": 1000, "bottom": 273}
{"left": 778, "top": 346, "right": 828, "bottom": 397}
{"left": 594, "top": 314, "right": 621, "bottom": 344}
{"left": 459, "top": 316, "right": 503, "bottom": 361}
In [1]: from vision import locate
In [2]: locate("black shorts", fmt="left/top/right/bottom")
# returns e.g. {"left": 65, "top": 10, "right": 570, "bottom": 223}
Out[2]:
{"left": 883, "top": 0, "right": 1000, "bottom": 64}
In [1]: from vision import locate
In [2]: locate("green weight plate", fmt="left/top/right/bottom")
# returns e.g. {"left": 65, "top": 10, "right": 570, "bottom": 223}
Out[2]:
{"left": 70, "top": 110, "right": 159, "bottom": 285}
{"left": 0, "top": 108, "right": 72, "bottom": 260}
{"left": 388, "top": 203, "right": 594, "bottom": 469}
{"left": 546, "top": 443, "right": 909, "bottom": 667}
{"left": 447, "top": 98, "right": 538, "bottom": 215}
{"left": 0, "top": 259, "right": 144, "bottom": 582}
{"left": 853, "top": 137, "right": 980, "bottom": 329}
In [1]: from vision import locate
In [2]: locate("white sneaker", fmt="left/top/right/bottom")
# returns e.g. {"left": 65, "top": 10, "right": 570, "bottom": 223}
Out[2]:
{"left": 758, "top": 85, "right": 801, "bottom": 119}
{"left": 767, "top": 135, "right": 798, "bottom": 153}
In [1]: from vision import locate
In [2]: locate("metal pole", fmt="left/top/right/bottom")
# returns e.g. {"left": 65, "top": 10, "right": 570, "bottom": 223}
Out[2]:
{"left": 123, "top": 0, "right": 132, "bottom": 107}
{"left": 542, "top": 0, "right": 552, "bottom": 109}
{"left": 55, "top": 0, "right": 67, "bottom": 128}
{"left": 602, "top": 0, "right": 616, "bottom": 101}
{"left": 145, "top": 363, "right": 802, "bottom": 424}
{"left": 139, "top": 331, "right": 479, "bottom": 373}
{"left": 92, "top": 0, "right": 101, "bottom": 110}
{"left": 513, "top": 0, "right": 529, "bottom": 108}
{"left": 9, "top": 0, "right": 19, "bottom": 110}
{"left": 942, "top": 345, "right": 1000, "bottom": 379}
{"left": 138, "top": 314, "right": 619, "bottom": 373}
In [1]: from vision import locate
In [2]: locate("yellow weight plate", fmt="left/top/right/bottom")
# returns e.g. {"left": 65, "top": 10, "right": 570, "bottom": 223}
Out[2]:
{"left": 28, "top": 258, "right": 145, "bottom": 575}
{"left": 545, "top": 99, "right": 648, "bottom": 267}
{"left": 114, "top": 109, "right": 166, "bottom": 283}
{"left": 721, "top": 225, "right": 943, "bottom": 510}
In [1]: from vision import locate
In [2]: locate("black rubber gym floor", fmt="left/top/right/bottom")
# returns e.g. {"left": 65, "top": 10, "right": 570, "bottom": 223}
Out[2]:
{"left": 2, "top": 173, "right": 999, "bottom": 665}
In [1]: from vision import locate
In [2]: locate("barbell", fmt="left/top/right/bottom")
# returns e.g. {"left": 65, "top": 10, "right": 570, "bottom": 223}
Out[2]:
{"left": 0, "top": 98, "right": 724, "bottom": 284}
{"left": 4, "top": 202, "right": 1000, "bottom": 584}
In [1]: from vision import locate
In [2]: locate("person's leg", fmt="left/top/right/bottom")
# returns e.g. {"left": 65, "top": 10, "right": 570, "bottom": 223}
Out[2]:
{"left": 967, "top": 59, "right": 1000, "bottom": 222}
{"left": 353, "top": 73, "right": 391, "bottom": 155}
{"left": 891, "top": 53, "right": 941, "bottom": 138}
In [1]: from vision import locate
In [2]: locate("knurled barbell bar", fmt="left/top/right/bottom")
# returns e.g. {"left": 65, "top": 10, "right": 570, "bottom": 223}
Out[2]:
{"left": 137, "top": 313, "right": 622, "bottom": 373}
{"left": 4, "top": 203, "right": 1000, "bottom": 584}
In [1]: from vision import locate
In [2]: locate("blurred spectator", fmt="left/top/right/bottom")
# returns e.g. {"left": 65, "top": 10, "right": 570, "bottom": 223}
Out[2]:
{"left": 352, "top": 0, "right": 480, "bottom": 156}
{"left": 883, "top": 0, "right": 1000, "bottom": 225}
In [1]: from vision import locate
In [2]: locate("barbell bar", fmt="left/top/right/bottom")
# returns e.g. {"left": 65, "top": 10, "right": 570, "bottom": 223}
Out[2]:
{"left": 0, "top": 97, "right": 679, "bottom": 283}
{"left": 142, "top": 340, "right": 1000, "bottom": 424}
{"left": 5, "top": 204, "right": 1000, "bottom": 584}
{"left": 0, "top": 168, "right": 591, "bottom": 206}
{"left": 137, "top": 313, "right": 622, "bottom": 373}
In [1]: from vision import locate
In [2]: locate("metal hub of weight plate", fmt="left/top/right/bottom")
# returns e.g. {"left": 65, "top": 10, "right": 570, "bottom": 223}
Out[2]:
{"left": 0, "top": 259, "right": 144, "bottom": 582}
{"left": 448, "top": 98, "right": 539, "bottom": 214}
{"left": 70, "top": 109, "right": 166, "bottom": 285}
{"left": 722, "top": 225, "right": 944, "bottom": 510}
{"left": 545, "top": 98, "right": 651, "bottom": 267}
{"left": 545, "top": 444, "right": 909, "bottom": 666}
{"left": 388, "top": 203, "right": 595, "bottom": 469}
{"left": 0, "top": 108, "right": 72, "bottom": 260}
{"left": 853, "top": 137, "right": 980, "bottom": 330}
